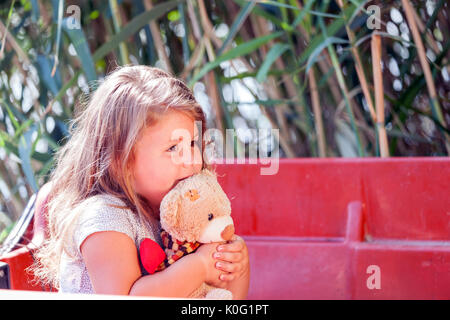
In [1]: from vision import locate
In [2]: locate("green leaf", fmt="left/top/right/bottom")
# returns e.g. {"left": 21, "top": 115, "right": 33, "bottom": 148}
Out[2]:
{"left": 167, "top": 10, "right": 180, "bottom": 21}
{"left": 90, "top": 10, "right": 100, "bottom": 20}
{"left": 346, "top": 0, "right": 371, "bottom": 25}
{"left": 218, "top": 0, "right": 256, "bottom": 56}
{"left": 254, "top": 0, "right": 340, "bottom": 18}
{"left": 1, "top": 99, "right": 22, "bottom": 130}
{"left": 232, "top": 0, "right": 284, "bottom": 30}
{"left": 256, "top": 43, "right": 290, "bottom": 83}
{"left": 305, "top": 36, "right": 349, "bottom": 74}
{"left": 0, "top": 222, "right": 16, "bottom": 245}
{"left": 63, "top": 18, "right": 98, "bottom": 83}
{"left": 35, "top": 54, "right": 62, "bottom": 96}
{"left": 178, "top": 3, "right": 189, "bottom": 65}
{"left": 92, "top": 0, "right": 182, "bottom": 62}
{"left": 291, "top": 0, "right": 314, "bottom": 28}
{"left": 52, "top": 0, "right": 64, "bottom": 72}
{"left": 298, "top": 4, "right": 356, "bottom": 66}
{"left": 13, "top": 118, "right": 34, "bottom": 140}
{"left": 189, "top": 31, "right": 284, "bottom": 86}
{"left": 18, "top": 124, "right": 39, "bottom": 192}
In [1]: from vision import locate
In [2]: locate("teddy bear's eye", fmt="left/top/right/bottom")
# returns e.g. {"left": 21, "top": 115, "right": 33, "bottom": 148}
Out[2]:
{"left": 208, "top": 213, "right": 214, "bottom": 221}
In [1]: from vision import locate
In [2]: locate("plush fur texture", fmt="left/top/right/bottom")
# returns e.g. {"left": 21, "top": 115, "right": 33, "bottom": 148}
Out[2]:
{"left": 159, "top": 168, "right": 234, "bottom": 299}
{"left": 160, "top": 169, "right": 233, "bottom": 243}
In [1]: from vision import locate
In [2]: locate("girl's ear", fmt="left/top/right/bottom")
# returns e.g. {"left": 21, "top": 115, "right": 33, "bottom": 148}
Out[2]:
{"left": 160, "top": 190, "right": 181, "bottom": 232}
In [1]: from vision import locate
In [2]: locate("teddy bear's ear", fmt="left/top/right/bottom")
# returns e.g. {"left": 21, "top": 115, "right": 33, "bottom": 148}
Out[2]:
{"left": 160, "top": 189, "right": 181, "bottom": 232}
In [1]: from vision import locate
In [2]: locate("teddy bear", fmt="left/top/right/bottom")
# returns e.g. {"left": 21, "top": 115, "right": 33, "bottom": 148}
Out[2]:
{"left": 139, "top": 168, "right": 235, "bottom": 299}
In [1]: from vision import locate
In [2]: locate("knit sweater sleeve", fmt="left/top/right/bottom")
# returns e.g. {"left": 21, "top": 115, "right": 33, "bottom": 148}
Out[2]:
{"left": 74, "top": 194, "right": 137, "bottom": 253}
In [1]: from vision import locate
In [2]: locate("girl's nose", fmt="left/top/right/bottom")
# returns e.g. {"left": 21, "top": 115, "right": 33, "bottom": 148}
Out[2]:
{"left": 181, "top": 144, "right": 202, "bottom": 168}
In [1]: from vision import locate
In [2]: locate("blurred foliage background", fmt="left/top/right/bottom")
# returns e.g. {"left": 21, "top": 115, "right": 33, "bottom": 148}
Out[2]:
{"left": 0, "top": 0, "right": 449, "bottom": 242}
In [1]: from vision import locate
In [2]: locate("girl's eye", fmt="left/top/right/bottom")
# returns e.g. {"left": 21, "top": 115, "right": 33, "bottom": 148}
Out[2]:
{"left": 168, "top": 144, "right": 178, "bottom": 152}
{"left": 208, "top": 213, "right": 214, "bottom": 221}
{"left": 168, "top": 140, "right": 197, "bottom": 152}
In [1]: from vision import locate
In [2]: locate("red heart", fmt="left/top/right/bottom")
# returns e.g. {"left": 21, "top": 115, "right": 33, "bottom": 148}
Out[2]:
{"left": 139, "top": 238, "right": 166, "bottom": 274}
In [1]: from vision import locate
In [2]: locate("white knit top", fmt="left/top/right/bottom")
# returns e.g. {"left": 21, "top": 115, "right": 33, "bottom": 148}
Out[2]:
{"left": 58, "top": 194, "right": 162, "bottom": 294}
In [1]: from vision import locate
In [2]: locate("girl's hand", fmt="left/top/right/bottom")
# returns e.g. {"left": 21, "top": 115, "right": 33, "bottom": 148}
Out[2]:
{"left": 213, "top": 235, "right": 249, "bottom": 282}
{"left": 195, "top": 242, "right": 227, "bottom": 288}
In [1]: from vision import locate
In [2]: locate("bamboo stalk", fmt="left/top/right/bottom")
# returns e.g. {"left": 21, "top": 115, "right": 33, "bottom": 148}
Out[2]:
{"left": 411, "top": 6, "right": 441, "bottom": 55}
{"left": 288, "top": 14, "right": 333, "bottom": 156}
{"left": 143, "top": 0, "right": 173, "bottom": 73}
{"left": 314, "top": 4, "right": 370, "bottom": 156}
{"left": 37, "top": 0, "right": 51, "bottom": 27}
{"left": 259, "top": 106, "right": 296, "bottom": 159}
{"left": 255, "top": 12, "right": 317, "bottom": 155}
{"left": 293, "top": 6, "right": 342, "bottom": 109}
{"left": 0, "top": 20, "right": 30, "bottom": 64}
{"left": 196, "top": 0, "right": 255, "bottom": 73}
{"left": 371, "top": 34, "right": 389, "bottom": 157}
{"left": 51, "top": 0, "right": 64, "bottom": 77}
{"left": 205, "top": 67, "right": 225, "bottom": 134}
{"left": 264, "top": 77, "right": 297, "bottom": 158}
{"left": 186, "top": 0, "right": 202, "bottom": 41}
{"left": 195, "top": 0, "right": 295, "bottom": 157}
{"left": 401, "top": 0, "right": 450, "bottom": 154}
{"left": 250, "top": 15, "right": 301, "bottom": 157}
{"left": 327, "top": 43, "right": 365, "bottom": 157}
{"left": 197, "top": 0, "right": 222, "bottom": 49}
{"left": 336, "top": 0, "right": 377, "bottom": 126}
{"left": 179, "top": 37, "right": 206, "bottom": 80}
{"left": 308, "top": 68, "right": 327, "bottom": 157}
{"left": 293, "top": 1, "right": 367, "bottom": 155}
{"left": 185, "top": 2, "right": 229, "bottom": 134}
{"left": 295, "top": 1, "right": 370, "bottom": 156}
{"left": 109, "top": 0, "right": 130, "bottom": 65}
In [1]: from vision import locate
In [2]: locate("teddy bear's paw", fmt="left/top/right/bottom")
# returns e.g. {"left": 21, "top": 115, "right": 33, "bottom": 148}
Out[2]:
{"left": 205, "top": 288, "right": 233, "bottom": 300}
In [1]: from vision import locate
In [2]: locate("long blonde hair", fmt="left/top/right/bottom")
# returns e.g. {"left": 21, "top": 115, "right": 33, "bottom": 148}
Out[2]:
{"left": 31, "top": 65, "right": 209, "bottom": 289}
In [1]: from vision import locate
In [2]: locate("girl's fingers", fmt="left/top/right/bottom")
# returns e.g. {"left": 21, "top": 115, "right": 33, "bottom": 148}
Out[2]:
{"left": 219, "top": 272, "right": 235, "bottom": 282}
{"left": 215, "top": 260, "right": 241, "bottom": 274}
{"left": 217, "top": 239, "right": 244, "bottom": 253}
{"left": 214, "top": 251, "right": 242, "bottom": 263}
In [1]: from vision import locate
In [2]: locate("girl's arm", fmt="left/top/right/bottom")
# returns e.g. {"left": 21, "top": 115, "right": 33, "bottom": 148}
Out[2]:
{"left": 130, "top": 241, "right": 225, "bottom": 297}
{"left": 129, "top": 252, "right": 206, "bottom": 297}
{"left": 81, "top": 231, "right": 223, "bottom": 297}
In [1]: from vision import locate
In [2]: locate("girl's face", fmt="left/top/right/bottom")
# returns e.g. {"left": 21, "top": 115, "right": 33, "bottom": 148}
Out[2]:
{"left": 131, "top": 110, "right": 203, "bottom": 214}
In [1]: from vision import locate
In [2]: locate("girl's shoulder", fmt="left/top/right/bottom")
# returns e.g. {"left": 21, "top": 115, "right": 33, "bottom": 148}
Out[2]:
{"left": 74, "top": 194, "right": 138, "bottom": 242}
{"left": 76, "top": 193, "right": 137, "bottom": 223}
{"left": 73, "top": 193, "right": 162, "bottom": 254}
{"left": 85, "top": 193, "right": 130, "bottom": 210}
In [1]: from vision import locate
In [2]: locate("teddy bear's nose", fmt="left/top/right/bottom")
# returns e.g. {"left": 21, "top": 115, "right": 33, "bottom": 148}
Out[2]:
{"left": 221, "top": 224, "right": 235, "bottom": 241}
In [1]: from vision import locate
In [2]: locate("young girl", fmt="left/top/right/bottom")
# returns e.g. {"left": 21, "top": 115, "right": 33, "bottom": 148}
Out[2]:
{"left": 31, "top": 65, "right": 250, "bottom": 298}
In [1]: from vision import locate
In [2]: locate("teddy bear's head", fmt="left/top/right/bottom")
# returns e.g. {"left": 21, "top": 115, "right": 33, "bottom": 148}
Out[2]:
{"left": 159, "top": 169, "right": 234, "bottom": 243}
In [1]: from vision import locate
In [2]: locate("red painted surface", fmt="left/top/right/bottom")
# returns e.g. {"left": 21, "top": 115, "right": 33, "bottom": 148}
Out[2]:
{"left": 214, "top": 157, "right": 450, "bottom": 299}
{"left": 1, "top": 157, "right": 449, "bottom": 299}
{"left": 1, "top": 246, "right": 41, "bottom": 291}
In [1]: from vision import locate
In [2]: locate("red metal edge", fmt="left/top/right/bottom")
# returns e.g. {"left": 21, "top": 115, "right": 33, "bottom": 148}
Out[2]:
{"left": 0, "top": 247, "right": 42, "bottom": 291}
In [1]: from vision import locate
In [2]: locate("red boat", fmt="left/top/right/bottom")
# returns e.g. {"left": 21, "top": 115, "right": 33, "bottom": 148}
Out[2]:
{"left": 1, "top": 158, "right": 449, "bottom": 299}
